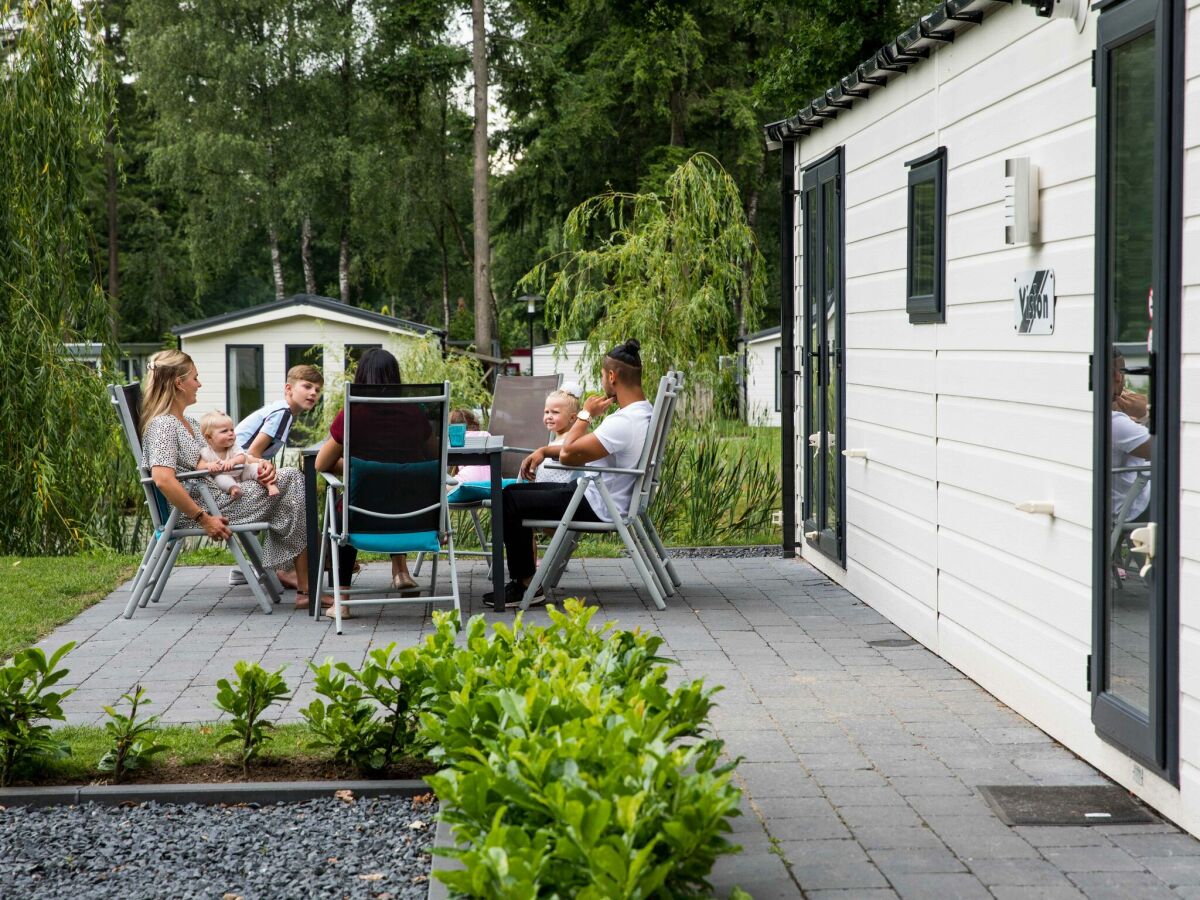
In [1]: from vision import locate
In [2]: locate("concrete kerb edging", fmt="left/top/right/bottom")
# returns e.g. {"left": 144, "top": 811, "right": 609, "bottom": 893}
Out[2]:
{"left": 0, "top": 779, "right": 432, "bottom": 808}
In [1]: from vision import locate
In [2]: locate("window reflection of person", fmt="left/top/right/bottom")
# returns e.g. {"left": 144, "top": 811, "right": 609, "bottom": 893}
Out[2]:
{"left": 1111, "top": 349, "right": 1152, "bottom": 520}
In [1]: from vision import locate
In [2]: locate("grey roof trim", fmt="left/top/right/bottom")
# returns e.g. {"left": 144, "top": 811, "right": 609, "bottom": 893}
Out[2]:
{"left": 740, "top": 325, "right": 783, "bottom": 344}
{"left": 172, "top": 294, "right": 444, "bottom": 337}
{"left": 764, "top": 0, "right": 1015, "bottom": 146}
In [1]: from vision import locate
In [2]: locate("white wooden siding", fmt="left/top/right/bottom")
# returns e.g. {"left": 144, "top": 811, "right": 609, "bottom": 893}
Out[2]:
{"left": 791, "top": 2, "right": 1200, "bottom": 835}
{"left": 1177, "top": 0, "right": 1200, "bottom": 837}
{"left": 182, "top": 315, "right": 424, "bottom": 418}
{"left": 531, "top": 341, "right": 595, "bottom": 391}
{"left": 744, "top": 336, "right": 781, "bottom": 426}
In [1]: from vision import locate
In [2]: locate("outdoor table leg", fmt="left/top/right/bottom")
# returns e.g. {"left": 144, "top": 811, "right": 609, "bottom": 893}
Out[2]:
{"left": 490, "top": 452, "right": 505, "bottom": 608}
{"left": 302, "top": 450, "right": 319, "bottom": 617}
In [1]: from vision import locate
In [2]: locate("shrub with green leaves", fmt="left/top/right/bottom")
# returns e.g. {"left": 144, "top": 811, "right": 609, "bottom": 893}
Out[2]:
{"left": 301, "top": 643, "right": 430, "bottom": 773}
{"left": 421, "top": 601, "right": 742, "bottom": 898}
{"left": 98, "top": 684, "right": 167, "bottom": 783}
{"left": 0, "top": 643, "right": 75, "bottom": 786}
{"left": 214, "top": 662, "right": 290, "bottom": 776}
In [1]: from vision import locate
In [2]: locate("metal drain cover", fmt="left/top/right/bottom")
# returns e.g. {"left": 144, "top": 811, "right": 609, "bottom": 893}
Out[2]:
{"left": 868, "top": 638, "right": 918, "bottom": 648}
{"left": 977, "top": 785, "right": 1158, "bottom": 826}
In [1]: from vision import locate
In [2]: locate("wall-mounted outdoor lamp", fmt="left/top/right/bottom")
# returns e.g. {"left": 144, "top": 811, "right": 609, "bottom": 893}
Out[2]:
{"left": 1004, "top": 157, "right": 1039, "bottom": 245}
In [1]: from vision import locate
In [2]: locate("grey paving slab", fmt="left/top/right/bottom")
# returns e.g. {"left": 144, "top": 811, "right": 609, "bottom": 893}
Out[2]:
{"left": 33, "top": 555, "right": 1200, "bottom": 898}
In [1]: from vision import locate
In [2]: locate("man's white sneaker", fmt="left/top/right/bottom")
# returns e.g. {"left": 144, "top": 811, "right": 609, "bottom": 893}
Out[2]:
{"left": 227, "top": 568, "right": 248, "bottom": 586}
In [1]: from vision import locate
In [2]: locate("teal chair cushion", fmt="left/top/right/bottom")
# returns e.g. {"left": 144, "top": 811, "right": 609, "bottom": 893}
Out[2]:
{"left": 448, "top": 479, "right": 516, "bottom": 504}
{"left": 347, "top": 531, "right": 442, "bottom": 553}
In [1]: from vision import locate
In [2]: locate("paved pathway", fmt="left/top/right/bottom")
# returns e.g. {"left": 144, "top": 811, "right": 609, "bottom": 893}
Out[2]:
{"left": 37, "top": 556, "right": 1200, "bottom": 898}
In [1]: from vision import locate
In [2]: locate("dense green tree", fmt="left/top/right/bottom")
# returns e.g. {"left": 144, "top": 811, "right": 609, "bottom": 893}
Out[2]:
{"left": 0, "top": 1, "right": 134, "bottom": 554}
{"left": 492, "top": 0, "right": 920, "bottom": 348}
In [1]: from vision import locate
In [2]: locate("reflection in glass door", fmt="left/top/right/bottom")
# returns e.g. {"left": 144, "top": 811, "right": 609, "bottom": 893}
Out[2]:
{"left": 1092, "top": 0, "right": 1179, "bottom": 776}
{"left": 801, "top": 150, "right": 845, "bottom": 564}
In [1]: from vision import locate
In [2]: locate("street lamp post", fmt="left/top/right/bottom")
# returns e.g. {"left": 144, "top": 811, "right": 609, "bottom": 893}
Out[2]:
{"left": 519, "top": 294, "right": 541, "bottom": 375}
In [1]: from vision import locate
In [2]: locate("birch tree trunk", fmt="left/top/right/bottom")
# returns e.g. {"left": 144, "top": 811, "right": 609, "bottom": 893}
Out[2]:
{"left": 268, "top": 223, "right": 285, "bottom": 299}
{"left": 339, "top": 228, "right": 350, "bottom": 303}
{"left": 471, "top": 0, "right": 492, "bottom": 355}
{"left": 301, "top": 213, "right": 317, "bottom": 294}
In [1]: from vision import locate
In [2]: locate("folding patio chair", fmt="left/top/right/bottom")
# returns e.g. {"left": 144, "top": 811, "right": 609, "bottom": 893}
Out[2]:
{"left": 519, "top": 373, "right": 680, "bottom": 611}
{"left": 415, "top": 372, "right": 561, "bottom": 577}
{"left": 109, "top": 383, "right": 283, "bottom": 619}
{"left": 315, "top": 381, "right": 460, "bottom": 635}
{"left": 533, "top": 371, "right": 684, "bottom": 601}
{"left": 1110, "top": 465, "right": 1151, "bottom": 589}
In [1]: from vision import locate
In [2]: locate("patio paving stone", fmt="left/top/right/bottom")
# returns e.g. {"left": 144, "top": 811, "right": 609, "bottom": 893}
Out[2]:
{"left": 31, "top": 554, "right": 1200, "bottom": 898}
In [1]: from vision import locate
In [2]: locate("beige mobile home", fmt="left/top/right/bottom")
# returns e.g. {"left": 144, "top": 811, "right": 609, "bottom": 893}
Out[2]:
{"left": 764, "top": 0, "right": 1199, "bottom": 834}
{"left": 173, "top": 294, "right": 442, "bottom": 425}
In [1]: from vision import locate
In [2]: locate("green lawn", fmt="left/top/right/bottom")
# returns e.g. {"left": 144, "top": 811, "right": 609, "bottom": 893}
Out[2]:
{"left": 0, "top": 554, "right": 138, "bottom": 659}
{"left": 20, "top": 721, "right": 431, "bottom": 786}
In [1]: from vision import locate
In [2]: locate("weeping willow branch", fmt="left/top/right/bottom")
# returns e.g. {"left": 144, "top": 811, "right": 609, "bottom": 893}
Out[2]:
{"left": 520, "top": 152, "right": 766, "bottom": 397}
{"left": 0, "top": 1, "right": 133, "bottom": 555}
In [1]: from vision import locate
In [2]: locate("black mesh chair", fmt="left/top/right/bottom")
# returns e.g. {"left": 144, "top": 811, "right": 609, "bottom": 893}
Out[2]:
{"left": 316, "top": 381, "right": 459, "bottom": 633}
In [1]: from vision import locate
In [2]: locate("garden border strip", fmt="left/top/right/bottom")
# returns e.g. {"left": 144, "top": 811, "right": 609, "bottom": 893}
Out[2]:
{"left": 427, "top": 817, "right": 461, "bottom": 900}
{"left": 0, "top": 779, "right": 431, "bottom": 808}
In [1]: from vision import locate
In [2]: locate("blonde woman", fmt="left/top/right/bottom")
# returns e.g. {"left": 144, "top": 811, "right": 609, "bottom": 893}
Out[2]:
{"left": 139, "top": 349, "right": 310, "bottom": 607}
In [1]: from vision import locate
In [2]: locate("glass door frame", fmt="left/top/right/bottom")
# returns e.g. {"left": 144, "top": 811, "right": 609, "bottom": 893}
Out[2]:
{"left": 801, "top": 147, "right": 846, "bottom": 566}
{"left": 1090, "top": 0, "right": 1182, "bottom": 780}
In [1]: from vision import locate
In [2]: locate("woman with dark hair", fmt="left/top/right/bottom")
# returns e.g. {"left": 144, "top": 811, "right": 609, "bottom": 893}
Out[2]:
{"left": 315, "top": 348, "right": 431, "bottom": 608}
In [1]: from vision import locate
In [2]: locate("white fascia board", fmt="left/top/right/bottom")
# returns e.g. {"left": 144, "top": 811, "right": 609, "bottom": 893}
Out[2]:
{"left": 179, "top": 304, "right": 425, "bottom": 340}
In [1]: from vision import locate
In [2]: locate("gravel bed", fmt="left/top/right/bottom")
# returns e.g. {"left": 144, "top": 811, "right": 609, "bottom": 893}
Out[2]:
{"left": 0, "top": 795, "right": 437, "bottom": 899}
{"left": 653, "top": 545, "right": 781, "bottom": 559}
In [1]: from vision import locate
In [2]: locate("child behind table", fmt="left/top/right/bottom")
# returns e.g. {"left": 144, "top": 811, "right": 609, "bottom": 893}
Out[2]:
{"left": 446, "top": 408, "right": 517, "bottom": 502}
{"left": 199, "top": 411, "right": 278, "bottom": 499}
{"left": 534, "top": 385, "right": 581, "bottom": 483}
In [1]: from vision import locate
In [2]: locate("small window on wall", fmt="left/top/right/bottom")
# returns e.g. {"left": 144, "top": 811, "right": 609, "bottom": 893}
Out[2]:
{"left": 344, "top": 343, "right": 382, "bottom": 374}
{"left": 227, "top": 345, "right": 264, "bottom": 424}
{"left": 286, "top": 344, "right": 324, "bottom": 444}
{"left": 906, "top": 147, "right": 947, "bottom": 324}
{"left": 286, "top": 344, "right": 322, "bottom": 376}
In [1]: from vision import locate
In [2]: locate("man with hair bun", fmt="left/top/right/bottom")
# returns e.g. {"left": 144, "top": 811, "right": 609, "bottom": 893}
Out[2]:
{"left": 487, "top": 338, "right": 653, "bottom": 609}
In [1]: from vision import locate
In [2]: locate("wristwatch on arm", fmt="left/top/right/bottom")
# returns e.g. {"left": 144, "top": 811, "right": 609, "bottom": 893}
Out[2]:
{"left": 577, "top": 409, "right": 592, "bottom": 423}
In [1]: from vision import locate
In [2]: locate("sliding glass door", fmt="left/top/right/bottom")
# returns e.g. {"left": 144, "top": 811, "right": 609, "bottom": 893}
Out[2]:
{"left": 1092, "top": 0, "right": 1180, "bottom": 777}
{"left": 801, "top": 149, "right": 845, "bottom": 565}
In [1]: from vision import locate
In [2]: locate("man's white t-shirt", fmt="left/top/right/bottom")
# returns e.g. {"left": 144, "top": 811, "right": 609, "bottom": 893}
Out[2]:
{"left": 584, "top": 400, "right": 653, "bottom": 522}
{"left": 1111, "top": 410, "right": 1151, "bottom": 520}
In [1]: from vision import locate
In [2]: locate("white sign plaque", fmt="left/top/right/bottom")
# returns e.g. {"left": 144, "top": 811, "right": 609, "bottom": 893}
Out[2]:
{"left": 1014, "top": 269, "right": 1055, "bottom": 335}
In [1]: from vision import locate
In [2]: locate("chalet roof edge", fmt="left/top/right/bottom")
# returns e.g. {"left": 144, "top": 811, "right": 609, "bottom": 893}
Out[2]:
{"left": 172, "top": 294, "right": 444, "bottom": 338}
{"left": 762, "top": 0, "right": 1019, "bottom": 147}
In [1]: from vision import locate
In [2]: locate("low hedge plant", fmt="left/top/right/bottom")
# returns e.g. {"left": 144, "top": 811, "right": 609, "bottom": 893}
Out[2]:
{"left": 421, "top": 599, "right": 743, "bottom": 898}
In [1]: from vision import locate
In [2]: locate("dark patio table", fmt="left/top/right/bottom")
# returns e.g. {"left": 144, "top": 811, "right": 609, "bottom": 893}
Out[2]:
{"left": 300, "top": 435, "right": 508, "bottom": 616}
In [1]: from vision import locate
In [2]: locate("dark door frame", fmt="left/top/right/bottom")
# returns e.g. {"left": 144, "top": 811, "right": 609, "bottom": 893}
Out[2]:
{"left": 780, "top": 141, "right": 798, "bottom": 558}
{"left": 800, "top": 146, "right": 846, "bottom": 566}
{"left": 1090, "top": 0, "right": 1182, "bottom": 781}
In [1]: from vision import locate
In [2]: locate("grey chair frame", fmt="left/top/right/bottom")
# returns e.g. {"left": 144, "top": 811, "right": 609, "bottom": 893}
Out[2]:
{"left": 520, "top": 373, "right": 680, "bottom": 611}
{"left": 110, "top": 384, "right": 283, "bottom": 620}
{"left": 1110, "top": 465, "right": 1152, "bottom": 589}
{"left": 415, "top": 372, "right": 561, "bottom": 578}
{"left": 316, "top": 381, "right": 460, "bottom": 634}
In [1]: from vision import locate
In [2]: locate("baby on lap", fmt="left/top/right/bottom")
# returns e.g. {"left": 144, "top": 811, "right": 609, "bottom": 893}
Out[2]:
{"left": 199, "top": 410, "right": 278, "bottom": 499}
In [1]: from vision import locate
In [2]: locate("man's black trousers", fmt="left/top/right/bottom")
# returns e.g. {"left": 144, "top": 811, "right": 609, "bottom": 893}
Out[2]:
{"left": 501, "top": 482, "right": 602, "bottom": 581}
